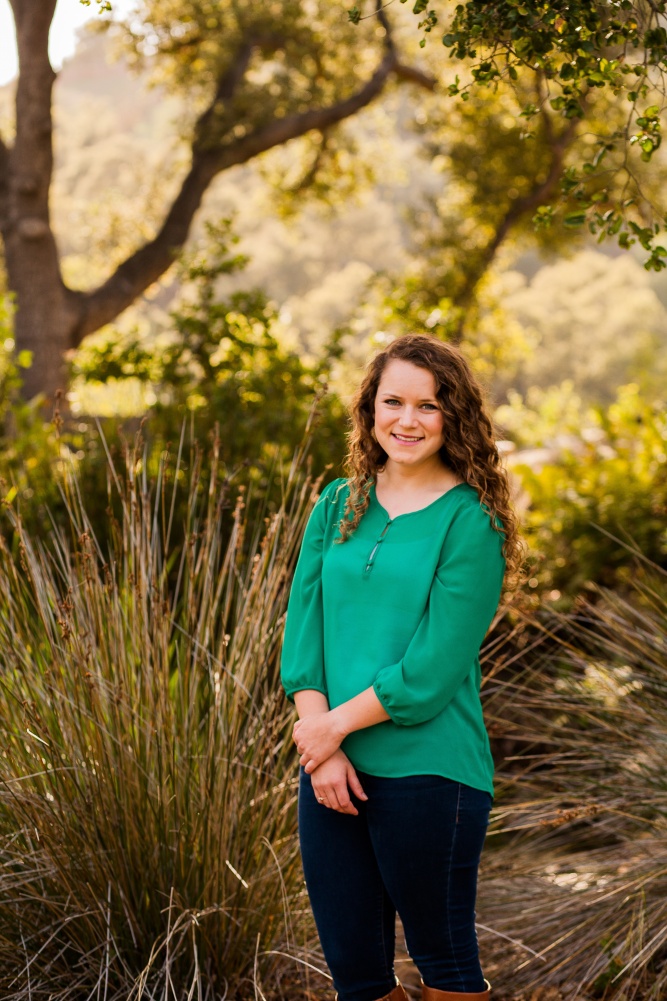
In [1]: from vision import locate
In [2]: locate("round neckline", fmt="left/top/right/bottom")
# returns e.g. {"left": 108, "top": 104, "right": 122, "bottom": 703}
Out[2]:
{"left": 370, "top": 480, "right": 469, "bottom": 522}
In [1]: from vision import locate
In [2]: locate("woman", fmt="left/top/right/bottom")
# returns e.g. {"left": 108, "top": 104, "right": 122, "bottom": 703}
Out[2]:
{"left": 280, "top": 334, "right": 522, "bottom": 1001}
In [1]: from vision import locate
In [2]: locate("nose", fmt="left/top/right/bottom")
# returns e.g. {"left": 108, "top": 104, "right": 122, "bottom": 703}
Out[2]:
{"left": 398, "top": 406, "right": 418, "bottom": 427}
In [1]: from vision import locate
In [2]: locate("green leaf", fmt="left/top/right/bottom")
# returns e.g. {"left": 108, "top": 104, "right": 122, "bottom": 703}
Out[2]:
{"left": 563, "top": 211, "right": 587, "bottom": 228}
{"left": 592, "top": 145, "right": 609, "bottom": 168}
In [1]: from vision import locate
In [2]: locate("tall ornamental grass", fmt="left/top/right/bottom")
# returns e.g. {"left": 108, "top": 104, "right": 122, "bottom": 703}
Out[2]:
{"left": 481, "top": 569, "right": 667, "bottom": 1000}
{"left": 0, "top": 438, "right": 319, "bottom": 1000}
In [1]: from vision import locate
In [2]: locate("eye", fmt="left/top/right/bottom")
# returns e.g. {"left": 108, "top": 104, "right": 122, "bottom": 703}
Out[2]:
{"left": 383, "top": 398, "right": 401, "bottom": 406}
{"left": 420, "top": 403, "right": 439, "bottom": 411}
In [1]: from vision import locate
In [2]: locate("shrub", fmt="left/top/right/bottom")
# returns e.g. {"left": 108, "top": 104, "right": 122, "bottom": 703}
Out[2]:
{"left": 481, "top": 570, "right": 667, "bottom": 1000}
{"left": 499, "top": 383, "right": 667, "bottom": 597}
{"left": 71, "top": 219, "right": 348, "bottom": 501}
{"left": 0, "top": 297, "right": 65, "bottom": 537}
{"left": 0, "top": 438, "right": 319, "bottom": 999}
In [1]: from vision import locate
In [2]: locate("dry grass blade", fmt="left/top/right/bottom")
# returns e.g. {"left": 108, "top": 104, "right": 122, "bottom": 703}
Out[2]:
{"left": 0, "top": 435, "right": 323, "bottom": 999}
{"left": 480, "top": 574, "right": 667, "bottom": 1000}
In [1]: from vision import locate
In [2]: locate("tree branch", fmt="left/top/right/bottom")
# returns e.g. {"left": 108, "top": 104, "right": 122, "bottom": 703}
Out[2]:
{"left": 375, "top": 0, "right": 396, "bottom": 55}
{"left": 193, "top": 33, "right": 287, "bottom": 152}
{"left": 72, "top": 47, "right": 400, "bottom": 342}
{"left": 0, "top": 134, "right": 9, "bottom": 232}
{"left": 492, "top": 119, "right": 579, "bottom": 249}
{"left": 452, "top": 114, "right": 581, "bottom": 338}
{"left": 394, "top": 63, "right": 436, "bottom": 91}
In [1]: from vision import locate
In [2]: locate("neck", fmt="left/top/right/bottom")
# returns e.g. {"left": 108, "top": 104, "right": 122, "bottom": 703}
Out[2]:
{"left": 378, "top": 457, "right": 451, "bottom": 491}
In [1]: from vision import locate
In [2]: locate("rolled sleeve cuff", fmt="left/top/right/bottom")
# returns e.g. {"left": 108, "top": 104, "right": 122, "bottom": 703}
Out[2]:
{"left": 283, "top": 684, "right": 329, "bottom": 704}
{"left": 373, "top": 676, "right": 415, "bottom": 726}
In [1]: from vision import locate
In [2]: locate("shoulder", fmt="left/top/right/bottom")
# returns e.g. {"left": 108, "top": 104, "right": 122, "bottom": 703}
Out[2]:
{"left": 445, "top": 485, "right": 506, "bottom": 549}
{"left": 317, "top": 477, "right": 350, "bottom": 506}
{"left": 311, "top": 477, "right": 350, "bottom": 525}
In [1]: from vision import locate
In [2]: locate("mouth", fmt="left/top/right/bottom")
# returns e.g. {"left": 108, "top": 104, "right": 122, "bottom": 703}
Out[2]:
{"left": 392, "top": 433, "right": 424, "bottom": 444}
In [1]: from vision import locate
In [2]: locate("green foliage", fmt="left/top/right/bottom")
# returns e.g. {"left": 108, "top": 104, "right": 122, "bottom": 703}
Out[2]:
{"left": 0, "top": 442, "right": 318, "bottom": 998}
{"left": 377, "top": 77, "right": 578, "bottom": 340}
{"left": 0, "top": 222, "right": 347, "bottom": 560}
{"left": 404, "top": 0, "right": 666, "bottom": 126}
{"left": 72, "top": 221, "right": 348, "bottom": 494}
{"left": 437, "top": 0, "right": 667, "bottom": 269}
{"left": 373, "top": 60, "right": 665, "bottom": 348}
{"left": 114, "top": 0, "right": 382, "bottom": 120}
{"left": 0, "top": 298, "right": 65, "bottom": 534}
{"left": 502, "top": 383, "right": 667, "bottom": 596}
{"left": 352, "top": 1, "right": 667, "bottom": 270}
{"left": 101, "top": 0, "right": 393, "bottom": 224}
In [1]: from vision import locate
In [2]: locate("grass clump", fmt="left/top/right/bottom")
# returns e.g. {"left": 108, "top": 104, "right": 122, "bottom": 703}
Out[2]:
{"left": 481, "top": 570, "right": 667, "bottom": 1000}
{"left": 0, "top": 436, "right": 318, "bottom": 1000}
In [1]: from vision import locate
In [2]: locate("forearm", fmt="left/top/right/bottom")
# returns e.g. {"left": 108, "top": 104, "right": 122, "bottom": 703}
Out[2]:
{"left": 293, "top": 686, "right": 389, "bottom": 774}
{"left": 329, "top": 686, "right": 390, "bottom": 739}
{"left": 294, "top": 689, "right": 330, "bottom": 719}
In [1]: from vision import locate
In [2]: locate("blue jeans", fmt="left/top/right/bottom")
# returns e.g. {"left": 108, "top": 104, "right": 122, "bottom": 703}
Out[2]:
{"left": 298, "top": 769, "right": 491, "bottom": 1001}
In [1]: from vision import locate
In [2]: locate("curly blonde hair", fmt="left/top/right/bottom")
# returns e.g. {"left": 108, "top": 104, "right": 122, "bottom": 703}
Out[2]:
{"left": 339, "top": 334, "right": 524, "bottom": 591}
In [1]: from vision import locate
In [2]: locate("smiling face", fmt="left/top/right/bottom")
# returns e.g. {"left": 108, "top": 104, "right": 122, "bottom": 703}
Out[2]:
{"left": 373, "top": 358, "right": 446, "bottom": 471}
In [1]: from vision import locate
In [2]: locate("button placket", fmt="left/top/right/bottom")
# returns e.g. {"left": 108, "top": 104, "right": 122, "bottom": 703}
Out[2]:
{"left": 364, "top": 519, "right": 392, "bottom": 573}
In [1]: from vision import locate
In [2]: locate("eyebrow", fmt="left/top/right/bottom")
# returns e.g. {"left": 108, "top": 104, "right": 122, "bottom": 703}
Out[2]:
{"left": 380, "top": 392, "right": 439, "bottom": 402}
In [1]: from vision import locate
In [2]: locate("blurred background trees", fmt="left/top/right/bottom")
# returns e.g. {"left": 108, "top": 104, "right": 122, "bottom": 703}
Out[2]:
{"left": 1, "top": 0, "right": 434, "bottom": 402}
{"left": 1, "top": 1, "right": 666, "bottom": 399}
{"left": 0, "top": 0, "right": 664, "bottom": 587}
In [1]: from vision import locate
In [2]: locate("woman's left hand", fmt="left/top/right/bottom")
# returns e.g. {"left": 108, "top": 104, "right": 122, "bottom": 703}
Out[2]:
{"left": 293, "top": 711, "right": 345, "bottom": 773}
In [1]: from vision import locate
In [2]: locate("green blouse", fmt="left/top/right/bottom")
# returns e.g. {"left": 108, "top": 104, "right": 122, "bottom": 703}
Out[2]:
{"left": 280, "top": 477, "right": 506, "bottom": 795}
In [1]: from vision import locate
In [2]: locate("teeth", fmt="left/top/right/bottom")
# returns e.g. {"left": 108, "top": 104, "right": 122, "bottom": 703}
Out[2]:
{"left": 394, "top": 434, "right": 422, "bottom": 441}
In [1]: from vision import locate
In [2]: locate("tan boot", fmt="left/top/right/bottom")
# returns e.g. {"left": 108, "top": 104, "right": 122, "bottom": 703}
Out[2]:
{"left": 377, "top": 983, "right": 409, "bottom": 1001}
{"left": 421, "top": 979, "right": 491, "bottom": 1001}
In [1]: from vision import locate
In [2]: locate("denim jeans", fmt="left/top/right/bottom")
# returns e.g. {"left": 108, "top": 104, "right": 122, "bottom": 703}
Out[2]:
{"left": 298, "top": 769, "right": 492, "bottom": 1001}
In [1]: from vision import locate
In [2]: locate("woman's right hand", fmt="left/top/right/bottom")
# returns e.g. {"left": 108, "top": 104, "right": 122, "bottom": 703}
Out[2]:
{"left": 310, "top": 749, "right": 368, "bottom": 816}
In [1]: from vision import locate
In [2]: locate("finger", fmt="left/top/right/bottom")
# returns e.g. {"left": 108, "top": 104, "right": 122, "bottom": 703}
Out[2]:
{"left": 325, "top": 786, "right": 346, "bottom": 814}
{"left": 326, "top": 788, "right": 339, "bottom": 810}
{"left": 332, "top": 781, "right": 351, "bottom": 811}
{"left": 332, "top": 784, "right": 358, "bottom": 816}
{"left": 346, "top": 766, "right": 368, "bottom": 801}
{"left": 303, "top": 758, "right": 318, "bottom": 774}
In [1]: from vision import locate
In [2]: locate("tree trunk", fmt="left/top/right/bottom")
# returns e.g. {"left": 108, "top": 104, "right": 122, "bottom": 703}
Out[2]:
{"left": 0, "top": 4, "right": 430, "bottom": 404}
{"left": 2, "top": 0, "right": 78, "bottom": 405}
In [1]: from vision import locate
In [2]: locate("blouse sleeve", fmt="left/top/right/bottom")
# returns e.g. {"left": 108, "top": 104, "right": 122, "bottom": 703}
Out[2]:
{"left": 372, "top": 501, "right": 506, "bottom": 726}
{"left": 280, "top": 479, "right": 340, "bottom": 702}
